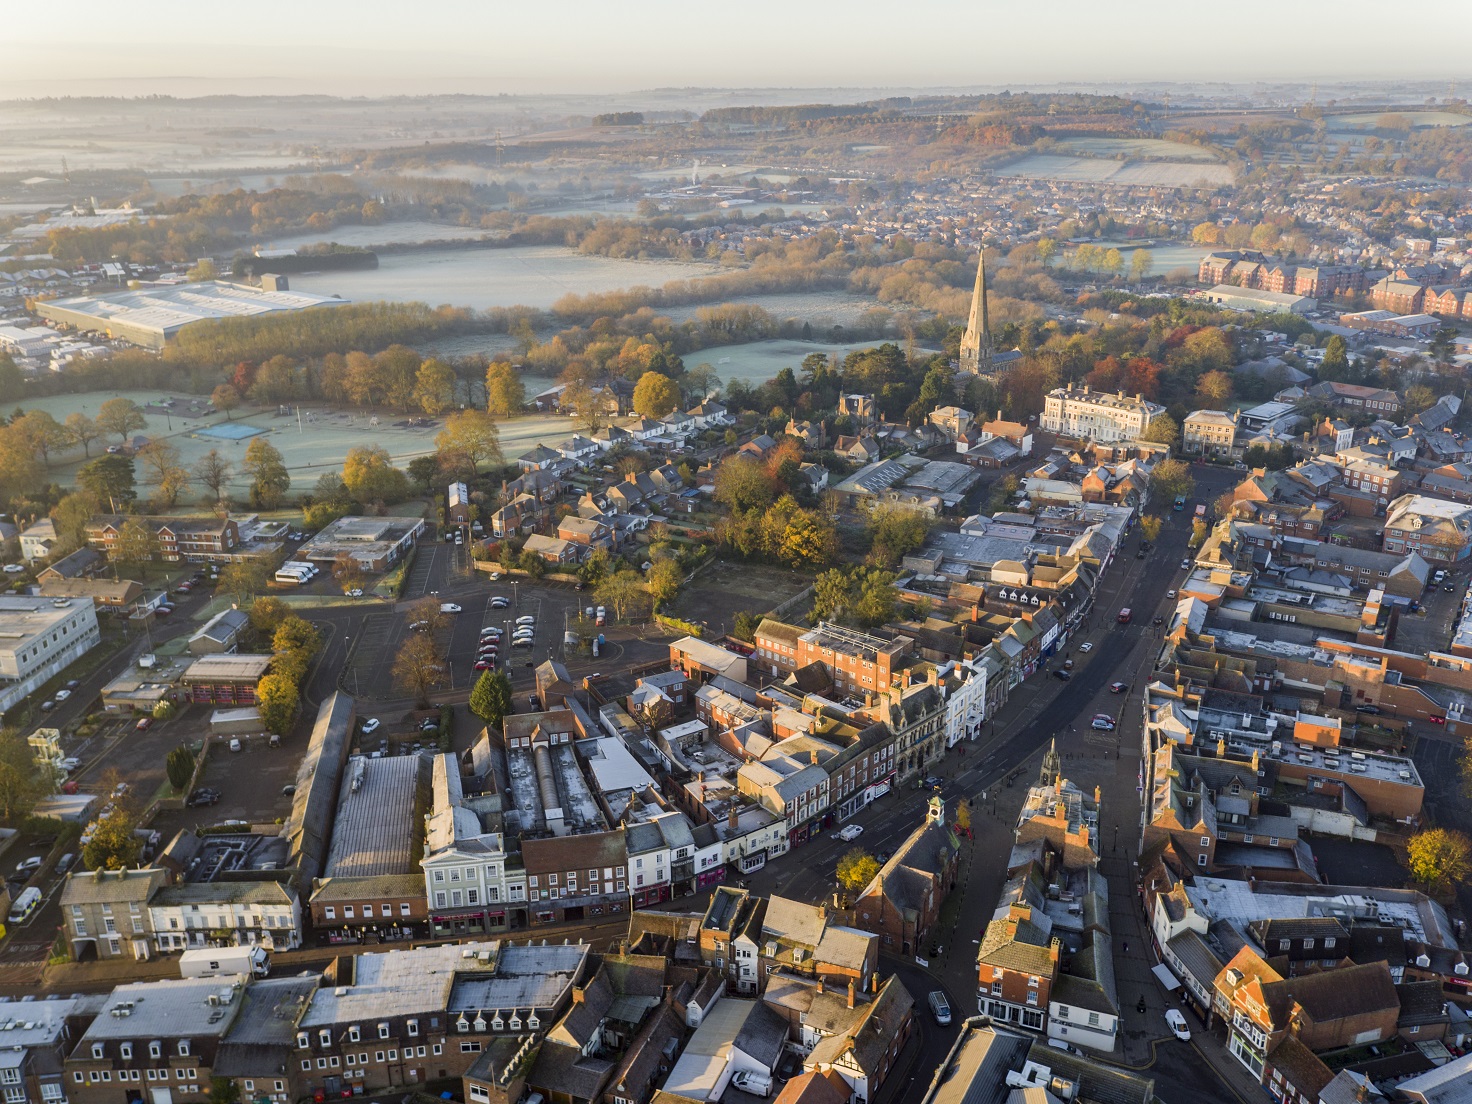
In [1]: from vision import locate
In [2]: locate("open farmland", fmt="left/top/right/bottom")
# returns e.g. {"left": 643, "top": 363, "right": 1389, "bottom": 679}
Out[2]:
{"left": 1056, "top": 136, "right": 1220, "bottom": 161}
{"left": 1327, "top": 110, "right": 1472, "bottom": 130}
{"left": 995, "top": 154, "right": 1235, "bottom": 187}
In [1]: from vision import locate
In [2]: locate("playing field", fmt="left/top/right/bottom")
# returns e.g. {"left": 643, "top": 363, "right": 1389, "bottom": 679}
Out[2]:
{"left": 997, "top": 155, "right": 1235, "bottom": 187}
{"left": 21, "top": 389, "right": 581, "bottom": 498}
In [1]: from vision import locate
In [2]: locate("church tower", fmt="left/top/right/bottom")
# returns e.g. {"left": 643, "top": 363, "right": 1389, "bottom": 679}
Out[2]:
{"left": 1039, "top": 738, "right": 1061, "bottom": 788}
{"left": 958, "top": 247, "right": 993, "bottom": 376}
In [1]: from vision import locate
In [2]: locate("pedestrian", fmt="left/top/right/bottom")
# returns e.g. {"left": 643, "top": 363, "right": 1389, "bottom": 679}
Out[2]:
{"left": 1123, "top": 940, "right": 1129, "bottom": 953}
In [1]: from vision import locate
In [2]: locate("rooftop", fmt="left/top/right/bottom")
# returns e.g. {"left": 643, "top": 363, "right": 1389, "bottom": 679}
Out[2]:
{"left": 324, "top": 755, "right": 420, "bottom": 878}
{"left": 82, "top": 977, "right": 247, "bottom": 1040}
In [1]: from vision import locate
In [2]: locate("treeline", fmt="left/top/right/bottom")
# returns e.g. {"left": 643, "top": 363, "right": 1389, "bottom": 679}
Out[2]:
{"left": 702, "top": 99, "right": 912, "bottom": 126}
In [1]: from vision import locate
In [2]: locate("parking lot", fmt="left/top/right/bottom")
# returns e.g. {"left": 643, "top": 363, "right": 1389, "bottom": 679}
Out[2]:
{"left": 1393, "top": 570, "right": 1466, "bottom": 659}
{"left": 149, "top": 734, "right": 300, "bottom": 840}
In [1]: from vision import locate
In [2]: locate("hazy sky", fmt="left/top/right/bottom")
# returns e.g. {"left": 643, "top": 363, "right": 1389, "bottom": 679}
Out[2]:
{"left": 4, "top": 0, "right": 1469, "bottom": 96}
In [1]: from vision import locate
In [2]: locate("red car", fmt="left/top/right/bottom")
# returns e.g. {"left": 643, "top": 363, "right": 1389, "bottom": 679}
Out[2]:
{"left": 474, "top": 660, "right": 493, "bottom": 670}
{"left": 135, "top": 716, "right": 153, "bottom": 731}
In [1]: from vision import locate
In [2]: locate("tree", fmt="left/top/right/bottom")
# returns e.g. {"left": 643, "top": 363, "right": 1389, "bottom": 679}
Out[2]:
{"left": 114, "top": 518, "right": 157, "bottom": 574}
{"left": 137, "top": 438, "right": 185, "bottom": 489}
{"left": 342, "top": 444, "right": 410, "bottom": 504}
{"left": 65, "top": 412, "right": 102, "bottom": 458}
{"left": 852, "top": 569, "right": 899, "bottom": 630}
{"left": 1190, "top": 518, "right": 1209, "bottom": 547}
{"left": 211, "top": 384, "right": 242, "bottom": 420}
{"left": 82, "top": 808, "right": 143, "bottom": 871}
{"left": 867, "top": 505, "right": 931, "bottom": 568}
{"left": 407, "top": 454, "right": 441, "bottom": 493}
{"left": 775, "top": 509, "right": 838, "bottom": 569}
{"left": 242, "top": 437, "right": 290, "bottom": 509}
{"left": 484, "top": 362, "right": 527, "bottom": 418}
{"left": 217, "top": 559, "right": 270, "bottom": 605}
{"left": 0, "top": 425, "right": 41, "bottom": 499}
{"left": 1139, "top": 515, "right": 1163, "bottom": 543}
{"left": 836, "top": 847, "right": 880, "bottom": 893}
{"left": 632, "top": 371, "right": 680, "bottom": 418}
{"left": 1142, "top": 414, "right": 1180, "bottom": 449}
{"left": 392, "top": 632, "right": 446, "bottom": 708}
{"left": 209, "top": 1077, "right": 242, "bottom": 1104}
{"left": 646, "top": 558, "right": 683, "bottom": 610}
{"left": 1149, "top": 459, "right": 1195, "bottom": 505}
{"left": 435, "top": 410, "right": 502, "bottom": 472}
{"left": 96, "top": 397, "right": 146, "bottom": 445}
{"left": 186, "top": 258, "right": 218, "bottom": 282}
{"left": 248, "top": 596, "right": 290, "bottom": 639}
{"left": 273, "top": 615, "right": 323, "bottom": 658}
{"left": 810, "top": 569, "right": 854, "bottom": 623}
{"left": 255, "top": 673, "right": 301, "bottom": 736}
{"left": 413, "top": 358, "right": 457, "bottom": 416}
{"left": 152, "top": 699, "right": 175, "bottom": 721}
{"left": 714, "top": 455, "right": 775, "bottom": 513}
{"left": 1195, "top": 370, "right": 1234, "bottom": 409}
{"left": 1320, "top": 335, "right": 1350, "bottom": 379}
{"left": 469, "top": 668, "right": 514, "bottom": 725}
{"left": 194, "top": 449, "right": 233, "bottom": 505}
{"left": 954, "top": 799, "right": 971, "bottom": 833}
{"left": 595, "top": 569, "right": 646, "bottom": 621}
{"left": 733, "top": 611, "right": 761, "bottom": 642}
{"left": 1404, "top": 385, "right": 1437, "bottom": 419}
{"left": 78, "top": 455, "right": 136, "bottom": 507}
{"left": 333, "top": 553, "right": 370, "bottom": 595}
{"left": 165, "top": 746, "right": 196, "bottom": 792}
{"left": 51, "top": 491, "right": 100, "bottom": 552}
{"left": 1406, "top": 828, "right": 1472, "bottom": 893}
{"left": 13, "top": 410, "right": 70, "bottom": 468}
{"left": 1129, "top": 248, "right": 1154, "bottom": 282}
{"left": 0, "top": 730, "right": 42, "bottom": 822}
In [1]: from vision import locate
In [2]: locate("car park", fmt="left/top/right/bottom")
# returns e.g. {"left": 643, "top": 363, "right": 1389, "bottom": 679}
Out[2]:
{"left": 1165, "top": 1009, "right": 1191, "bottom": 1041}
{"left": 361, "top": 718, "right": 381, "bottom": 734}
{"left": 836, "top": 824, "right": 863, "bottom": 842}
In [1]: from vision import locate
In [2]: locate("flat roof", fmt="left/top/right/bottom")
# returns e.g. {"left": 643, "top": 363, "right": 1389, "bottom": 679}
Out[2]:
{"left": 661, "top": 997, "right": 755, "bottom": 1098}
{"left": 183, "top": 654, "right": 272, "bottom": 681}
{"left": 82, "top": 977, "right": 246, "bottom": 1040}
{"left": 39, "top": 281, "right": 346, "bottom": 340}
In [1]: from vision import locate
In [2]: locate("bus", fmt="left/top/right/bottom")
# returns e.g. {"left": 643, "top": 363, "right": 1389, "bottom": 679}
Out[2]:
{"left": 274, "top": 568, "right": 310, "bottom": 586}
{"left": 1173, "top": 495, "right": 1186, "bottom": 511}
{"left": 7, "top": 886, "right": 40, "bottom": 926}
{"left": 282, "top": 560, "right": 318, "bottom": 578}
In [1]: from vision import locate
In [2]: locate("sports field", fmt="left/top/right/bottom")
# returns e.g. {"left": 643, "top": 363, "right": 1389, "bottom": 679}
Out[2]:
{"left": 20, "top": 389, "right": 577, "bottom": 499}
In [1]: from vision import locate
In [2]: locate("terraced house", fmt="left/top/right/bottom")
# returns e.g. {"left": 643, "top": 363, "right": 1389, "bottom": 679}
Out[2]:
{"left": 85, "top": 515, "right": 240, "bottom": 562}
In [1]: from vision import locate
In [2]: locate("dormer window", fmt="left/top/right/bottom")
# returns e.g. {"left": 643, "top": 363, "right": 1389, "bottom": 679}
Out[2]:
{"left": 177, "top": 1042, "right": 190, "bottom": 1057}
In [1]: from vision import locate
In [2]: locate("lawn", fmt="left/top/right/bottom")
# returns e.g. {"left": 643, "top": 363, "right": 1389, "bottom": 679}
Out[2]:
{"left": 667, "top": 561, "right": 814, "bottom": 638}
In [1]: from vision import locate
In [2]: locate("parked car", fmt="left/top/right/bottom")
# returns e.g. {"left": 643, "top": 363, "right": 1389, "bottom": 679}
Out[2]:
{"left": 1164, "top": 1008, "right": 1191, "bottom": 1041}
{"left": 928, "top": 991, "right": 952, "bottom": 1026}
{"left": 409, "top": 620, "right": 430, "bottom": 632}
{"left": 1, "top": 564, "right": 24, "bottom": 574}
{"left": 15, "top": 857, "right": 42, "bottom": 874}
{"left": 65, "top": 679, "right": 80, "bottom": 690}
{"left": 474, "top": 660, "right": 494, "bottom": 670}
{"left": 58, "top": 757, "right": 80, "bottom": 772}
{"left": 1091, "top": 714, "right": 1116, "bottom": 731}
{"left": 40, "top": 700, "right": 55, "bottom": 712}
{"left": 186, "top": 788, "right": 220, "bottom": 807}
{"left": 1166, "top": 589, "right": 1176, "bottom": 599}
{"left": 361, "top": 718, "right": 381, "bottom": 735}
{"left": 440, "top": 603, "right": 462, "bottom": 614}
{"left": 1052, "top": 670, "right": 1071, "bottom": 681}
{"left": 134, "top": 716, "right": 153, "bottom": 731}
{"left": 1078, "top": 642, "right": 1093, "bottom": 652}
{"left": 1180, "top": 559, "right": 1191, "bottom": 570}
{"left": 490, "top": 597, "right": 509, "bottom": 609}
{"left": 516, "top": 615, "right": 536, "bottom": 627}
{"left": 54, "top": 689, "right": 71, "bottom": 702}
{"left": 836, "top": 824, "right": 864, "bottom": 842}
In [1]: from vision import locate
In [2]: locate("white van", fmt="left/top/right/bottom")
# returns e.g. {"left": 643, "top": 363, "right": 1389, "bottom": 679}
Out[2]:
{"left": 730, "top": 1070, "right": 772, "bottom": 1097}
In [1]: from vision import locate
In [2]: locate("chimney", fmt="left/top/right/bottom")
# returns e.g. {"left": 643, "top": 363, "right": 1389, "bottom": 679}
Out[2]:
{"left": 816, "top": 978, "right": 824, "bottom": 994}
{"left": 847, "top": 980, "right": 856, "bottom": 1009}
{"left": 1094, "top": 785, "right": 1101, "bottom": 806}
{"left": 810, "top": 750, "right": 819, "bottom": 766}
{"left": 1049, "top": 938, "right": 1061, "bottom": 965}
{"left": 727, "top": 806, "right": 739, "bottom": 832}
{"left": 571, "top": 987, "right": 585, "bottom": 1006}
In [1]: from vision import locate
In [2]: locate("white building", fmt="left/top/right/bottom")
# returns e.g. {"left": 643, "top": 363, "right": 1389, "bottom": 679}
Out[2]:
{"left": 421, "top": 754, "right": 527, "bottom": 937}
{"left": 148, "top": 881, "right": 303, "bottom": 951}
{"left": 0, "top": 596, "right": 100, "bottom": 712}
{"left": 19, "top": 517, "right": 57, "bottom": 561}
{"left": 1040, "top": 388, "right": 1165, "bottom": 444}
{"left": 940, "top": 658, "right": 988, "bottom": 747}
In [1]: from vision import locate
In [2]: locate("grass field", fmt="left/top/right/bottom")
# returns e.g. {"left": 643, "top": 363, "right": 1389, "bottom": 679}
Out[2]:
{"left": 667, "top": 561, "right": 813, "bottom": 638}
{"left": 1328, "top": 111, "right": 1472, "bottom": 130}
{"left": 1057, "top": 137, "right": 1220, "bottom": 161}
{"left": 997, "top": 154, "right": 1235, "bottom": 187}
{"left": 21, "top": 388, "right": 583, "bottom": 498}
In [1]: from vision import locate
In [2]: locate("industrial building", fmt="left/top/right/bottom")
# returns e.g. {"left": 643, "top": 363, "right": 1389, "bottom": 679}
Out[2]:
{"left": 0, "top": 595, "right": 101, "bottom": 712}
{"left": 1200, "top": 284, "right": 1317, "bottom": 315}
{"left": 37, "top": 281, "right": 347, "bottom": 350}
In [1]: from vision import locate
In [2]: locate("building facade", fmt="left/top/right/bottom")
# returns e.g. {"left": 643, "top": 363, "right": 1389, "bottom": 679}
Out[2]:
{"left": 1040, "top": 388, "right": 1165, "bottom": 444}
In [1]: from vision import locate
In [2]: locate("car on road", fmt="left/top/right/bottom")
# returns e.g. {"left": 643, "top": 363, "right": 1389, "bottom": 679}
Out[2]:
{"left": 58, "top": 756, "right": 80, "bottom": 772}
{"left": 1180, "top": 559, "right": 1191, "bottom": 570}
{"left": 134, "top": 716, "right": 153, "bottom": 731}
{"left": 1135, "top": 550, "right": 1146, "bottom": 559}
{"left": 1091, "top": 714, "right": 1116, "bottom": 731}
{"left": 361, "top": 718, "right": 381, "bottom": 735}
{"left": 1152, "top": 614, "right": 1164, "bottom": 626}
{"left": 515, "top": 615, "right": 536, "bottom": 627}
{"left": 1052, "top": 669, "right": 1071, "bottom": 681}
{"left": 440, "top": 603, "right": 462, "bottom": 614}
{"left": 1109, "top": 681, "right": 1127, "bottom": 694}
{"left": 1354, "top": 704, "right": 1379, "bottom": 715}
{"left": 924, "top": 776, "right": 943, "bottom": 788}
{"left": 1164, "top": 1008, "right": 1191, "bottom": 1041}
{"left": 54, "top": 689, "right": 71, "bottom": 701}
{"left": 928, "top": 991, "right": 952, "bottom": 1026}
{"left": 1078, "top": 642, "right": 1093, "bottom": 652}
{"left": 836, "top": 824, "right": 864, "bottom": 842}
{"left": 65, "top": 679, "right": 80, "bottom": 690}
{"left": 40, "top": 699, "right": 55, "bottom": 711}
{"left": 15, "top": 857, "right": 41, "bottom": 874}
{"left": 1, "top": 564, "right": 24, "bottom": 574}
{"left": 1046, "top": 1040, "right": 1083, "bottom": 1057}
{"left": 487, "top": 572, "right": 501, "bottom": 581}
{"left": 1166, "top": 589, "right": 1176, "bottom": 599}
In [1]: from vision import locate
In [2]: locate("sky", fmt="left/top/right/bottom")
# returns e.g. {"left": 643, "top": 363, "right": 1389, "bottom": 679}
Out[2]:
{"left": 2, "top": 0, "right": 1469, "bottom": 97}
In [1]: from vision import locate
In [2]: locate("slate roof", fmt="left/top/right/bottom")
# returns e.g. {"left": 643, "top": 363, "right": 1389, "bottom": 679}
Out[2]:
{"left": 977, "top": 913, "right": 1055, "bottom": 976}
{"left": 214, "top": 975, "right": 320, "bottom": 1077}
{"left": 1266, "top": 1035, "right": 1334, "bottom": 1101}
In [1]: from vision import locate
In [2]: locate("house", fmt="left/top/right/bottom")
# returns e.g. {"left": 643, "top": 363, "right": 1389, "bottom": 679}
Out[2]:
{"left": 187, "top": 607, "right": 250, "bottom": 654}
{"left": 740, "top": 434, "right": 777, "bottom": 460}
{"left": 1184, "top": 409, "right": 1238, "bottom": 456}
{"left": 838, "top": 394, "right": 876, "bottom": 427}
{"left": 59, "top": 868, "right": 169, "bottom": 960}
{"left": 147, "top": 880, "right": 303, "bottom": 952}
{"left": 521, "top": 534, "right": 580, "bottom": 565}
{"left": 35, "top": 546, "right": 104, "bottom": 582}
{"left": 979, "top": 411, "right": 1033, "bottom": 457}
{"left": 976, "top": 902, "right": 1059, "bottom": 1033}
{"left": 558, "top": 435, "right": 600, "bottom": 463}
{"left": 85, "top": 515, "right": 241, "bottom": 562}
{"left": 688, "top": 400, "right": 733, "bottom": 429}
{"left": 1040, "top": 387, "right": 1164, "bottom": 443}
{"left": 1383, "top": 494, "right": 1472, "bottom": 563}
{"left": 557, "top": 515, "right": 614, "bottom": 552}
{"left": 927, "top": 406, "right": 973, "bottom": 443}
{"left": 19, "top": 517, "right": 57, "bottom": 561}
{"left": 833, "top": 435, "right": 879, "bottom": 464}
{"left": 851, "top": 796, "right": 956, "bottom": 958}
{"left": 799, "top": 973, "right": 913, "bottom": 1104}
{"left": 517, "top": 445, "right": 563, "bottom": 472}
{"left": 446, "top": 482, "right": 470, "bottom": 524}
{"left": 785, "top": 418, "right": 825, "bottom": 448}
{"left": 37, "top": 576, "right": 141, "bottom": 610}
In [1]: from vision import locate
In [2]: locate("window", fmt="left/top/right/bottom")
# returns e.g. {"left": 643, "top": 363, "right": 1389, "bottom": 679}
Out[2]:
{"left": 1303, "top": 939, "right": 1315, "bottom": 951}
{"left": 1200, "top": 836, "right": 1211, "bottom": 847}
{"left": 297, "top": 1034, "right": 309, "bottom": 1050}
{"left": 1269, "top": 836, "right": 1279, "bottom": 846}
{"left": 374, "top": 1053, "right": 384, "bottom": 1064}
{"left": 381, "top": 904, "right": 391, "bottom": 917}
{"left": 400, "top": 903, "right": 411, "bottom": 916}
{"left": 121, "top": 1043, "right": 132, "bottom": 1061}
{"left": 459, "top": 1042, "right": 482, "bottom": 1054}
{"left": 378, "top": 1023, "right": 390, "bottom": 1040}
{"left": 151, "top": 1043, "right": 163, "bottom": 1059}
{"left": 344, "top": 906, "right": 355, "bottom": 919}
{"left": 432, "top": 1045, "right": 443, "bottom": 1056}
{"left": 1198, "top": 854, "right": 1208, "bottom": 867}
{"left": 349, "top": 1027, "right": 361, "bottom": 1043}
{"left": 1324, "top": 937, "right": 1336, "bottom": 950}
{"left": 1279, "top": 939, "right": 1291, "bottom": 951}
{"left": 91, "top": 1044, "right": 104, "bottom": 1060}
{"left": 324, "top": 907, "right": 336, "bottom": 920}
{"left": 177, "top": 1042, "right": 190, "bottom": 1057}
{"left": 300, "top": 1062, "right": 311, "bottom": 1073}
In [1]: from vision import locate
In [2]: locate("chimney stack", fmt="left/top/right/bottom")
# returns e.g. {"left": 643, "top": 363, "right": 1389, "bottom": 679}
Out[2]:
{"left": 810, "top": 750, "right": 819, "bottom": 766}
{"left": 817, "top": 978, "right": 824, "bottom": 994}
{"left": 847, "top": 980, "right": 856, "bottom": 1009}
{"left": 727, "top": 806, "right": 739, "bottom": 831}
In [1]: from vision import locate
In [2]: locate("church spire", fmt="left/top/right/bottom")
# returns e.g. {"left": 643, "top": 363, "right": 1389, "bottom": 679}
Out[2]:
{"left": 959, "top": 247, "right": 993, "bottom": 376}
{"left": 1039, "top": 738, "right": 1061, "bottom": 788}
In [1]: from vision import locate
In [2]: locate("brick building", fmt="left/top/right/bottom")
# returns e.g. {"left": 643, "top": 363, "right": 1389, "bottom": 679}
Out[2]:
{"left": 851, "top": 796, "right": 957, "bottom": 957}
{"left": 85, "top": 515, "right": 241, "bottom": 562}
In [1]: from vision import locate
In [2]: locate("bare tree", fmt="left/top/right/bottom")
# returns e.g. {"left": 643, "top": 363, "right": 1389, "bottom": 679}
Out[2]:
{"left": 194, "top": 449, "right": 233, "bottom": 507}
{"left": 392, "top": 632, "right": 446, "bottom": 707}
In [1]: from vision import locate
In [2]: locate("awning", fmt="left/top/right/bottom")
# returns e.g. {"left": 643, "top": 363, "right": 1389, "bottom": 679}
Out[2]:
{"left": 1152, "top": 962, "right": 1182, "bottom": 992}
